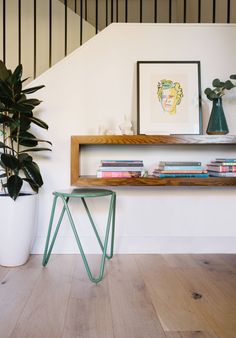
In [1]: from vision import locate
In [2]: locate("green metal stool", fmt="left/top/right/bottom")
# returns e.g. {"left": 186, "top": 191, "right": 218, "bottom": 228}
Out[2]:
{"left": 42, "top": 188, "right": 116, "bottom": 283}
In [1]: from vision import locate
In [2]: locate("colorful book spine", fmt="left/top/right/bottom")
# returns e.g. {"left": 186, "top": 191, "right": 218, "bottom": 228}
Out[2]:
{"left": 159, "top": 165, "right": 203, "bottom": 170}
{"left": 156, "top": 170, "right": 207, "bottom": 174}
{"left": 101, "top": 163, "right": 144, "bottom": 167}
{"left": 159, "top": 161, "right": 201, "bottom": 166}
{"left": 154, "top": 173, "right": 209, "bottom": 178}
{"left": 207, "top": 165, "right": 236, "bottom": 172}
{"left": 99, "top": 166, "right": 144, "bottom": 171}
{"left": 208, "top": 171, "right": 236, "bottom": 177}
{"left": 211, "top": 161, "right": 236, "bottom": 166}
{"left": 97, "top": 171, "right": 145, "bottom": 178}
{"left": 215, "top": 158, "right": 236, "bottom": 162}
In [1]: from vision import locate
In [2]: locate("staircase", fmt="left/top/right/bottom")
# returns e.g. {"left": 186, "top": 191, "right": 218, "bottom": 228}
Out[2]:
{"left": 0, "top": 0, "right": 235, "bottom": 82}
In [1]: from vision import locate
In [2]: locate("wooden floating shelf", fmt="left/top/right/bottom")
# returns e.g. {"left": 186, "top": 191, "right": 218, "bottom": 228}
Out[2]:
{"left": 71, "top": 135, "right": 236, "bottom": 187}
{"left": 76, "top": 176, "right": 236, "bottom": 187}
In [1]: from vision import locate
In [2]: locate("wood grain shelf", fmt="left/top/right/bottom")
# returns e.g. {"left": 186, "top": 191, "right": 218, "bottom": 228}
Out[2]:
{"left": 71, "top": 135, "right": 236, "bottom": 187}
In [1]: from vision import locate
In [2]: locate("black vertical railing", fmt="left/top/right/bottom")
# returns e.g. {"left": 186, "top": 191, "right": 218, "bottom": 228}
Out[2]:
{"left": 198, "top": 0, "right": 201, "bottom": 23}
{"left": 125, "top": 0, "right": 128, "bottom": 23}
{"left": 95, "top": 0, "right": 98, "bottom": 34}
{"left": 2, "top": 0, "right": 6, "bottom": 64}
{"left": 49, "top": 0, "right": 52, "bottom": 67}
{"left": 227, "top": 0, "right": 231, "bottom": 23}
{"left": 154, "top": 0, "right": 157, "bottom": 23}
{"left": 1, "top": 0, "right": 235, "bottom": 78}
{"left": 169, "top": 0, "right": 172, "bottom": 23}
{"left": 212, "top": 0, "right": 216, "bottom": 23}
{"left": 183, "top": 0, "right": 187, "bottom": 23}
{"left": 80, "top": 0, "right": 83, "bottom": 45}
{"left": 140, "top": 0, "right": 142, "bottom": 23}
{"left": 33, "top": 0, "right": 37, "bottom": 78}
{"left": 18, "top": 0, "right": 21, "bottom": 65}
{"left": 64, "top": 0, "right": 67, "bottom": 56}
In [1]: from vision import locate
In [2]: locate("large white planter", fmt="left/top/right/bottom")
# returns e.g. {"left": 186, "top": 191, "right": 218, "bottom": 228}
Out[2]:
{"left": 0, "top": 193, "right": 38, "bottom": 267}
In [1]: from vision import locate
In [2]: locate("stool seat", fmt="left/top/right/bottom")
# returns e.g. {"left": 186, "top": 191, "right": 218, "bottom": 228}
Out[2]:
{"left": 54, "top": 188, "right": 114, "bottom": 198}
{"left": 42, "top": 188, "right": 116, "bottom": 283}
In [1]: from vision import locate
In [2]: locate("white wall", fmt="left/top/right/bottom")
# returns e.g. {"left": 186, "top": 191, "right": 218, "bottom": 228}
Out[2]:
{"left": 29, "top": 23, "right": 236, "bottom": 254}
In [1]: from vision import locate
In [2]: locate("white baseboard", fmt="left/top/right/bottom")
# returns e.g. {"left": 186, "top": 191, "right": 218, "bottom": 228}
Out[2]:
{"left": 32, "top": 235, "right": 236, "bottom": 254}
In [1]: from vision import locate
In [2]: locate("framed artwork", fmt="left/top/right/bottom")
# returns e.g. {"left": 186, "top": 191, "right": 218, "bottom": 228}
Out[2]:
{"left": 137, "top": 61, "right": 202, "bottom": 135}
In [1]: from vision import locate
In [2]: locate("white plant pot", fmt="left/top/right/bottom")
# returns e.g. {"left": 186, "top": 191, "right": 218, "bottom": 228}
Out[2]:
{"left": 0, "top": 193, "right": 38, "bottom": 267}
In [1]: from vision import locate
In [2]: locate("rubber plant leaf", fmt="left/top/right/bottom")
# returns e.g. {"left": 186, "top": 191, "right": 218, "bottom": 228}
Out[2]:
{"left": 22, "top": 85, "right": 45, "bottom": 94}
{"left": 23, "top": 161, "right": 43, "bottom": 187}
{"left": 0, "top": 60, "right": 10, "bottom": 81}
{"left": 1, "top": 153, "right": 19, "bottom": 170}
{"left": 7, "top": 174, "right": 23, "bottom": 200}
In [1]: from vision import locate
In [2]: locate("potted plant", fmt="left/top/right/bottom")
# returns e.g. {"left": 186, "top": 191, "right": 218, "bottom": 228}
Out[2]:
{"left": 204, "top": 75, "right": 236, "bottom": 135}
{"left": 0, "top": 60, "right": 51, "bottom": 266}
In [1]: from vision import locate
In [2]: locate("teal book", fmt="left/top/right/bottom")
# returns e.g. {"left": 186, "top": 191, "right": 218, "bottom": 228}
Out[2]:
{"left": 159, "top": 165, "right": 204, "bottom": 170}
{"left": 157, "top": 173, "right": 209, "bottom": 178}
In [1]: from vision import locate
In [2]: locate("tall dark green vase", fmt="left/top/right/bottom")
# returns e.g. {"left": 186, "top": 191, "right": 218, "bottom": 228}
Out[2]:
{"left": 206, "top": 97, "right": 229, "bottom": 135}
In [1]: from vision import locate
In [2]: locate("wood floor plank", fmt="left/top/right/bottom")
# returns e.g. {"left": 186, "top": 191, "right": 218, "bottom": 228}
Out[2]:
{"left": 1, "top": 254, "right": 236, "bottom": 338}
{"left": 163, "top": 254, "right": 236, "bottom": 338}
{"left": 165, "top": 331, "right": 218, "bottom": 338}
{"left": 218, "top": 254, "right": 236, "bottom": 270}
{"left": 137, "top": 254, "right": 211, "bottom": 332}
{"left": 0, "top": 255, "right": 43, "bottom": 338}
{"left": 10, "top": 255, "right": 76, "bottom": 338}
{"left": 108, "top": 255, "right": 166, "bottom": 338}
{"left": 0, "top": 265, "right": 10, "bottom": 281}
{"left": 62, "top": 255, "right": 114, "bottom": 338}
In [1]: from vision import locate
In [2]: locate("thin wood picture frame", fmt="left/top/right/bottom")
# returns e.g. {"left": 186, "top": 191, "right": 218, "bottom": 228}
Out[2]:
{"left": 137, "top": 61, "right": 202, "bottom": 135}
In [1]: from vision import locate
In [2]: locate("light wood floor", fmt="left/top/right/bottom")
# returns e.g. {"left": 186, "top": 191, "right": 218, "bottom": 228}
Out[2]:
{"left": 1, "top": 254, "right": 236, "bottom": 338}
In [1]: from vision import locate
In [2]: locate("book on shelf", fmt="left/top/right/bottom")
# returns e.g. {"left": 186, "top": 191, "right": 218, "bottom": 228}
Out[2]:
{"left": 207, "top": 165, "right": 236, "bottom": 172}
{"left": 153, "top": 169, "right": 207, "bottom": 174}
{"left": 159, "top": 161, "right": 201, "bottom": 166}
{"left": 210, "top": 161, "right": 236, "bottom": 166}
{"left": 215, "top": 158, "right": 236, "bottom": 163}
{"left": 97, "top": 170, "right": 146, "bottom": 178}
{"left": 101, "top": 160, "right": 143, "bottom": 167}
{"left": 208, "top": 171, "right": 236, "bottom": 177}
{"left": 152, "top": 172, "right": 209, "bottom": 178}
{"left": 158, "top": 165, "right": 204, "bottom": 171}
{"left": 99, "top": 166, "right": 145, "bottom": 171}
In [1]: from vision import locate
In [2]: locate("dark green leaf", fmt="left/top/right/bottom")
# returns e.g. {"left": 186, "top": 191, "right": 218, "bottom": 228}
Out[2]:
{"left": 22, "top": 85, "right": 45, "bottom": 94}
{"left": 24, "top": 161, "right": 43, "bottom": 187}
{"left": 28, "top": 116, "right": 48, "bottom": 129}
{"left": 20, "top": 147, "right": 52, "bottom": 153}
{"left": 7, "top": 175, "right": 23, "bottom": 200}
{"left": 0, "top": 80, "right": 13, "bottom": 99}
{"left": 21, "top": 77, "right": 30, "bottom": 84}
{"left": 0, "top": 113, "right": 13, "bottom": 123}
{"left": 1, "top": 153, "right": 19, "bottom": 169}
{"left": 18, "top": 153, "right": 33, "bottom": 167}
{"left": 212, "top": 79, "right": 225, "bottom": 88}
{"left": 16, "top": 98, "right": 42, "bottom": 108}
{"left": 10, "top": 102, "right": 33, "bottom": 113}
{"left": 230, "top": 74, "right": 236, "bottom": 80}
{"left": 225, "top": 80, "right": 235, "bottom": 90}
{"left": 204, "top": 88, "right": 212, "bottom": 95}
{"left": 22, "top": 178, "right": 39, "bottom": 193}
{"left": 0, "top": 60, "right": 10, "bottom": 81}
{"left": 11, "top": 64, "right": 23, "bottom": 85}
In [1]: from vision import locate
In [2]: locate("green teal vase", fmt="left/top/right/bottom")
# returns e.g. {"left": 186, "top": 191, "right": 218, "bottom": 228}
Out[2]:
{"left": 206, "top": 98, "right": 229, "bottom": 135}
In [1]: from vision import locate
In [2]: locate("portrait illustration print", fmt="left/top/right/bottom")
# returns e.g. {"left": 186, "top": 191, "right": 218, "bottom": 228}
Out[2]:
{"left": 137, "top": 61, "right": 202, "bottom": 135}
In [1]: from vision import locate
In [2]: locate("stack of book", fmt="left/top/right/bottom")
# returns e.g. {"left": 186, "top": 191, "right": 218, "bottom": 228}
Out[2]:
{"left": 152, "top": 161, "right": 209, "bottom": 178}
{"left": 97, "top": 160, "right": 146, "bottom": 178}
{"left": 207, "top": 158, "right": 236, "bottom": 177}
